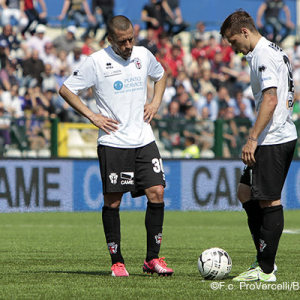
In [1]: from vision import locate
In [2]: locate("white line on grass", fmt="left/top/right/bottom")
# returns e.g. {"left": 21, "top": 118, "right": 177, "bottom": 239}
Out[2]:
{"left": 283, "top": 229, "right": 300, "bottom": 234}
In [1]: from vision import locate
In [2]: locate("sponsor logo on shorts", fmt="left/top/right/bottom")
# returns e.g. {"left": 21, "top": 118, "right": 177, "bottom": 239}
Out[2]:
{"left": 109, "top": 173, "right": 118, "bottom": 184}
{"left": 120, "top": 172, "right": 134, "bottom": 185}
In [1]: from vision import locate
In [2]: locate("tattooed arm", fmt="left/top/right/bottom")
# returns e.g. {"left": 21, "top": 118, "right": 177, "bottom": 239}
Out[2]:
{"left": 242, "top": 87, "right": 278, "bottom": 165}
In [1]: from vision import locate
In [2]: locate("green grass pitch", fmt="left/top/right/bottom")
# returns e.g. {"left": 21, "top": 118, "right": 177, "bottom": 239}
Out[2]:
{"left": 0, "top": 211, "right": 299, "bottom": 299}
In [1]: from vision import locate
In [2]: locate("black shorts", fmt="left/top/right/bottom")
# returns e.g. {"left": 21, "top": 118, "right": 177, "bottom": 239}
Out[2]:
{"left": 97, "top": 141, "right": 166, "bottom": 197}
{"left": 240, "top": 139, "right": 296, "bottom": 201}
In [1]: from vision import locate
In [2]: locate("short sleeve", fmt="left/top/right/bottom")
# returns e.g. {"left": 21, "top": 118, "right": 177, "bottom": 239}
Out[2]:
{"left": 256, "top": 52, "right": 278, "bottom": 91}
{"left": 146, "top": 49, "right": 164, "bottom": 82}
{"left": 63, "top": 56, "right": 97, "bottom": 95}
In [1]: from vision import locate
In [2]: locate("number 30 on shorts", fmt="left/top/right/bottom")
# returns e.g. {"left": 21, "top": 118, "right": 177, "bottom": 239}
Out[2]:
{"left": 152, "top": 158, "right": 164, "bottom": 173}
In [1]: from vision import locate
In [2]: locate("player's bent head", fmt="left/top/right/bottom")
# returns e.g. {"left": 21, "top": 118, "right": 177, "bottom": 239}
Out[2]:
{"left": 220, "top": 9, "right": 257, "bottom": 38}
{"left": 108, "top": 15, "right": 133, "bottom": 39}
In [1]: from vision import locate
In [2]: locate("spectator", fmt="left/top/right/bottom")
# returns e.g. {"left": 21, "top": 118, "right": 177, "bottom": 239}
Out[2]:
{"left": 210, "top": 50, "right": 227, "bottom": 89}
{"left": 221, "top": 55, "right": 251, "bottom": 92}
{"left": 1, "top": 84, "right": 24, "bottom": 117}
{"left": 138, "top": 28, "right": 158, "bottom": 55}
{"left": 21, "top": 49, "right": 45, "bottom": 87}
{"left": 197, "top": 90, "right": 218, "bottom": 121}
{"left": 0, "top": 60, "right": 19, "bottom": 91}
{"left": 188, "top": 53, "right": 211, "bottom": 77}
{"left": 176, "top": 91, "right": 194, "bottom": 115}
{"left": 58, "top": 0, "right": 96, "bottom": 37}
{"left": 67, "top": 46, "right": 87, "bottom": 71}
{"left": 161, "top": 0, "right": 189, "bottom": 36}
{"left": 203, "top": 34, "right": 221, "bottom": 62}
{"left": 0, "top": 0, "right": 28, "bottom": 33}
{"left": 222, "top": 106, "right": 241, "bottom": 158}
{"left": 159, "top": 100, "right": 184, "bottom": 151}
{"left": 160, "top": 75, "right": 176, "bottom": 115}
{"left": 182, "top": 136, "right": 200, "bottom": 158}
{"left": 81, "top": 35, "right": 95, "bottom": 55}
{"left": 0, "top": 103, "right": 11, "bottom": 155}
{"left": 40, "top": 42, "right": 59, "bottom": 70}
{"left": 0, "top": 39, "right": 9, "bottom": 70}
{"left": 198, "top": 106, "right": 215, "bottom": 158}
{"left": 191, "top": 38, "right": 206, "bottom": 61}
{"left": 26, "top": 105, "right": 50, "bottom": 151}
{"left": 175, "top": 70, "right": 194, "bottom": 96}
{"left": 234, "top": 90, "right": 255, "bottom": 123}
{"left": 55, "top": 50, "right": 71, "bottom": 76}
{"left": 199, "top": 69, "right": 216, "bottom": 96}
{"left": 157, "top": 31, "right": 172, "bottom": 55}
{"left": 189, "top": 70, "right": 201, "bottom": 95}
{"left": 190, "top": 21, "right": 209, "bottom": 48}
{"left": 52, "top": 25, "right": 77, "bottom": 55}
{"left": 22, "top": 0, "right": 47, "bottom": 36}
{"left": 141, "top": 0, "right": 165, "bottom": 41}
{"left": 219, "top": 37, "right": 234, "bottom": 65}
{"left": 256, "top": 0, "right": 294, "bottom": 44}
{"left": 215, "top": 86, "right": 237, "bottom": 119}
{"left": 41, "top": 63, "right": 57, "bottom": 93}
{"left": 0, "top": 24, "right": 22, "bottom": 55}
{"left": 166, "top": 45, "right": 184, "bottom": 78}
{"left": 87, "top": 0, "right": 115, "bottom": 42}
{"left": 23, "top": 24, "right": 51, "bottom": 58}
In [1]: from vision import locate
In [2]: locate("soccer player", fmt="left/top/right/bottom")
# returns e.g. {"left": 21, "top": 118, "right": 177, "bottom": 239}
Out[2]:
{"left": 59, "top": 15, "right": 174, "bottom": 277}
{"left": 220, "top": 10, "right": 297, "bottom": 282}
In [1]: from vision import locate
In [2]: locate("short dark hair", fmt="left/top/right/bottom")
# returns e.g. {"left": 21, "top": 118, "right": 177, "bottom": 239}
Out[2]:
{"left": 107, "top": 15, "right": 133, "bottom": 38}
{"left": 220, "top": 9, "right": 257, "bottom": 38}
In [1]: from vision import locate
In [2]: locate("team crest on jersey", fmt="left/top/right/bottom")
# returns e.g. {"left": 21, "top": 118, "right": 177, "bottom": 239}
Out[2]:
{"left": 133, "top": 57, "right": 142, "bottom": 69}
{"left": 258, "top": 65, "right": 266, "bottom": 72}
{"left": 155, "top": 233, "right": 162, "bottom": 245}
{"left": 109, "top": 173, "right": 118, "bottom": 184}
{"left": 107, "top": 242, "right": 118, "bottom": 254}
{"left": 73, "top": 70, "right": 79, "bottom": 76}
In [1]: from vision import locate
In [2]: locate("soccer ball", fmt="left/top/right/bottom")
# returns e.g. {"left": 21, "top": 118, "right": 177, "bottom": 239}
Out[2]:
{"left": 198, "top": 247, "right": 232, "bottom": 280}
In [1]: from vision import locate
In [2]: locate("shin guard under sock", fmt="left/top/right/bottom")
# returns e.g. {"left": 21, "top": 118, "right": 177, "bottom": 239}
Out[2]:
{"left": 258, "top": 205, "right": 284, "bottom": 274}
{"left": 102, "top": 206, "right": 124, "bottom": 265}
{"left": 243, "top": 200, "right": 263, "bottom": 252}
{"left": 145, "top": 202, "right": 164, "bottom": 262}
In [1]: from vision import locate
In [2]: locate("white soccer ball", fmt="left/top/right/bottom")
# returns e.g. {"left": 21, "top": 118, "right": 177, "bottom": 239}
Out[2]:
{"left": 198, "top": 247, "right": 232, "bottom": 280}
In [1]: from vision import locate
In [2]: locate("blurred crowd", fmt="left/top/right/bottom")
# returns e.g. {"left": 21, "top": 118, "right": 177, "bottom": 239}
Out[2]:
{"left": 0, "top": 0, "right": 299, "bottom": 157}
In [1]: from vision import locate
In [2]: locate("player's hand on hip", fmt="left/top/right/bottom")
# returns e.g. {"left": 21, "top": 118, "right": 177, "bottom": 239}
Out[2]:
{"left": 241, "top": 139, "right": 257, "bottom": 167}
{"left": 144, "top": 103, "right": 158, "bottom": 123}
{"left": 90, "top": 114, "right": 119, "bottom": 134}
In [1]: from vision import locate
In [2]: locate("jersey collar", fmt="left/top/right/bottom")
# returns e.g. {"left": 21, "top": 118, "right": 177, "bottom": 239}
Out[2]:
{"left": 107, "top": 45, "right": 133, "bottom": 63}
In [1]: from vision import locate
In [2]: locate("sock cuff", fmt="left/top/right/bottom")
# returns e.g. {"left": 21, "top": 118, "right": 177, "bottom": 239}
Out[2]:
{"left": 102, "top": 206, "right": 120, "bottom": 213}
{"left": 147, "top": 202, "right": 165, "bottom": 209}
{"left": 242, "top": 200, "right": 260, "bottom": 211}
{"left": 262, "top": 205, "right": 283, "bottom": 214}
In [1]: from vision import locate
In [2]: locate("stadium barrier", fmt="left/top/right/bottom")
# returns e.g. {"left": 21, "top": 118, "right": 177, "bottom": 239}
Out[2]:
{"left": 2, "top": 117, "right": 300, "bottom": 159}
{"left": 0, "top": 159, "right": 299, "bottom": 213}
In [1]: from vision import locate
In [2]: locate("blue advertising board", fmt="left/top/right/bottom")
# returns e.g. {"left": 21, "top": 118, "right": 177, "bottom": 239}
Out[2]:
{"left": 0, "top": 159, "right": 299, "bottom": 213}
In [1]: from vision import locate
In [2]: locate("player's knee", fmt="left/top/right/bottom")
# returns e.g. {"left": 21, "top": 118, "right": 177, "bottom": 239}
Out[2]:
{"left": 237, "top": 183, "right": 251, "bottom": 204}
{"left": 104, "top": 192, "right": 123, "bottom": 208}
{"left": 146, "top": 185, "right": 164, "bottom": 203}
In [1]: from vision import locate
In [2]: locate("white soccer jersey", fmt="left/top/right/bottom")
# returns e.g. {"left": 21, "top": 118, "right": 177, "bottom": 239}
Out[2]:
{"left": 246, "top": 37, "right": 297, "bottom": 145}
{"left": 64, "top": 46, "right": 164, "bottom": 148}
